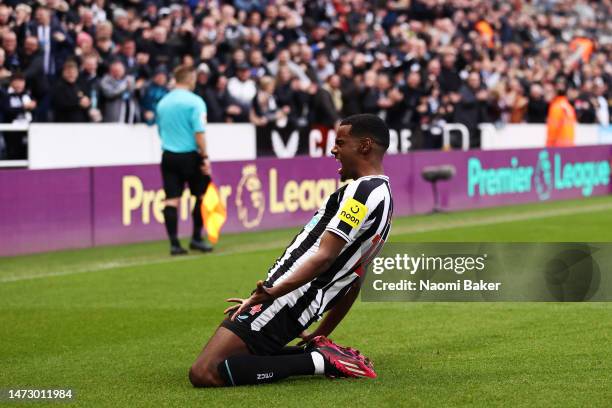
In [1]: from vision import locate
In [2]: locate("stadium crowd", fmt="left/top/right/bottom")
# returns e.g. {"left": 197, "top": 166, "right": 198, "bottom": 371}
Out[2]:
{"left": 0, "top": 0, "right": 610, "bottom": 140}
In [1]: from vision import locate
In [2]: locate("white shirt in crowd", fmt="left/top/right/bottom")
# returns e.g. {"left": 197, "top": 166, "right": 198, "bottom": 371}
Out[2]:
{"left": 596, "top": 96, "right": 609, "bottom": 126}
{"left": 227, "top": 77, "right": 257, "bottom": 106}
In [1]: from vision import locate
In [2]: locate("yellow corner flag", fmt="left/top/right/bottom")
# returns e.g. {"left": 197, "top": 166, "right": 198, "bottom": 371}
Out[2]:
{"left": 201, "top": 182, "right": 227, "bottom": 244}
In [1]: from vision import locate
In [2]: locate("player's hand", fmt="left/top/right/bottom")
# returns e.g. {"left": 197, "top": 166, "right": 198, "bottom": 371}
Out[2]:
{"left": 230, "top": 280, "right": 273, "bottom": 321}
{"left": 223, "top": 298, "right": 245, "bottom": 315}
{"left": 296, "top": 330, "right": 316, "bottom": 346}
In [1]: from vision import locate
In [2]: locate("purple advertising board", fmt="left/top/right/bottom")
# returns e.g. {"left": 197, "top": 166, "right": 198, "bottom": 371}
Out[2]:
{"left": 1, "top": 146, "right": 611, "bottom": 256}
{"left": 0, "top": 168, "right": 92, "bottom": 255}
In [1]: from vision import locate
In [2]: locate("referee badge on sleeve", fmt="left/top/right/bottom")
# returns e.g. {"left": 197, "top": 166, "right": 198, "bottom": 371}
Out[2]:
{"left": 338, "top": 198, "right": 367, "bottom": 229}
{"left": 201, "top": 112, "right": 207, "bottom": 127}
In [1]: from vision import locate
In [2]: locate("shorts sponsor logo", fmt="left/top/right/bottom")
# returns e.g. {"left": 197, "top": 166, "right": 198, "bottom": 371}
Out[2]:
{"left": 338, "top": 198, "right": 367, "bottom": 228}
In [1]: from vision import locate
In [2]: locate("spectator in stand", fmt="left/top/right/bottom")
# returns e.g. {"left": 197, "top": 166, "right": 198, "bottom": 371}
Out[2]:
{"left": 248, "top": 49, "right": 269, "bottom": 80}
{"left": 94, "top": 21, "right": 115, "bottom": 73}
{"left": 74, "top": 31, "right": 95, "bottom": 61}
{"left": 439, "top": 52, "right": 461, "bottom": 95}
{"left": 51, "top": 59, "right": 90, "bottom": 123}
{"left": 594, "top": 78, "right": 609, "bottom": 126}
{"left": 227, "top": 63, "right": 257, "bottom": 122}
{"left": 78, "top": 7, "right": 97, "bottom": 39}
{"left": 212, "top": 75, "right": 244, "bottom": 123}
{"left": 0, "top": 4, "right": 10, "bottom": 28}
{"left": 78, "top": 53, "right": 102, "bottom": 122}
{"left": 194, "top": 63, "right": 222, "bottom": 123}
{"left": 454, "top": 71, "right": 489, "bottom": 148}
{"left": 313, "top": 50, "right": 334, "bottom": 84}
{"left": 1, "top": 72, "right": 35, "bottom": 158}
{"left": 267, "top": 48, "right": 310, "bottom": 87}
{"left": 322, "top": 74, "right": 342, "bottom": 116}
{"left": 99, "top": 59, "right": 139, "bottom": 123}
{"left": 0, "top": 49, "right": 12, "bottom": 88}
{"left": 526, "top": 83, "right": 548, "bottom": 123}
{"left": 148, "top": 25, "right": 173, "bottom": 70}
{"left": 504, "top": 78, "right": 528, "bottom": 123}
{"left": 338, "top": 62, "right": 360, "bottom": 117}
{"left": 573, "top": 80, "right": 597, "bottom": 124}
{"left": 118, "top": 38, "right": 138, "bottom": 76}
{"left": 111, "top": 8, "right": 131, "bottom": 45}
{"left": 250, "top": 76, "right": 288, "bottom": 128}
{"left": 20, "top": 35, "right": 50, "bottom": 121}
{"left": 400, "top": 70, "right": 428, "bottom": 132}
{"left": 141, "top": 66, "right": 169, "bottom": 125}
{"left": 2, "top": 31, "right": 20, "bottom": 73}
{"left": 361, "top": 70, "right": 379, "bottom": 114}
{"left": 29, "top": 6, "right": 72, "bottom": 78}
{"left": 308, "top": 81, "right": 339, "bottom": 131}
{"left": 13, "top": 4, "right": 32, "bottom": 47}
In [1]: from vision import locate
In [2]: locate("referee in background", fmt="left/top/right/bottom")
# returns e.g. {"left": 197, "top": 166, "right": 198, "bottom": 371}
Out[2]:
{"left": 156, "top": 65, "right": 213, "bottom": 255}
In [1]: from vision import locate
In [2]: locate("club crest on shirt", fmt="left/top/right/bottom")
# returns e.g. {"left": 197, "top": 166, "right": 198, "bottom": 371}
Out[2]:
{"left": 338, "top": 198, "right": 367, "bottom": 229}
{"left": 249, "top": 304, "right": 263, "bottom": 315}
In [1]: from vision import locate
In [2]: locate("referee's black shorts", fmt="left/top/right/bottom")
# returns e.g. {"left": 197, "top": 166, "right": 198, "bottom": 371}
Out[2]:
{"left": 161, "top": 151, "right": 211, "bottom": 199}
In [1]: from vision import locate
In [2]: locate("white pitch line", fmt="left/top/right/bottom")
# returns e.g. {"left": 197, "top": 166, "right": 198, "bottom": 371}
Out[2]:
{"left": 1, "top": 200, "right": 611, "bottom": 284}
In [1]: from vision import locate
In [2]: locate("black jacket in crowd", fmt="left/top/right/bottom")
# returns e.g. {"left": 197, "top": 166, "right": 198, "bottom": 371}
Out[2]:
{"left": 51, "top": 78, "right": 89, "bottom": 122}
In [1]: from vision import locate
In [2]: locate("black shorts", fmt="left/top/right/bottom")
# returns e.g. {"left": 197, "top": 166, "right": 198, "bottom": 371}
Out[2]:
{"left": 161, "top": 151, "right": 210, "bottom": 199}
{"left": 221, "top": 301, "right": 305, "bottom": 356}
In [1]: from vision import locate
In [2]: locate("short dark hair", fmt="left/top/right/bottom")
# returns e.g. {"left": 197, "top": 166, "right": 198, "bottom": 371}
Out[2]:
{"left": 62, "top": 58, "right": 78, "bottom": 71}
{"left": 10, "top": 72, "right": 25, "bottom": 82}
{"left": 340, "top": 114, "right": 390, "bottom": 151}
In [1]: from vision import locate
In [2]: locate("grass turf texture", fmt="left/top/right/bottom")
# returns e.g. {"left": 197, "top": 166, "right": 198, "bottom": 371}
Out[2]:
{"left": 1, "top": 196, "right": 611, "bottom": 407}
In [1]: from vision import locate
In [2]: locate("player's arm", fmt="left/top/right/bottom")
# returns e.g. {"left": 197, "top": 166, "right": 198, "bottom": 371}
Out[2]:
{"left": 229, "top": 231, "right": 345, "bottom": 320}
{"left": 266, "top": 231, "right": 346, "bottom": 298}
{"left": 302, "top": 279, "right": 362, "bottom": 341}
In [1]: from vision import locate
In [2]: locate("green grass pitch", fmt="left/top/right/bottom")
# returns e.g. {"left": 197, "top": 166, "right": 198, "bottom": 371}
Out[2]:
{"left": 1, "top": 196, "right": 611, "bottom": 407}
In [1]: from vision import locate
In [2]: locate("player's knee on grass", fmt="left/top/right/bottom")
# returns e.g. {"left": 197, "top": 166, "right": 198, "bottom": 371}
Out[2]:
{"left": 189, "top": 363, "right": 225, "bottom": 387}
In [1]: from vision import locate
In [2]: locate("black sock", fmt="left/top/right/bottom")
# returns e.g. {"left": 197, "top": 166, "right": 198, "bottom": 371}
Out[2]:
{"left": 192, "top": 198, "right": 203, "bottom": 241}
{"left": 217, "top": 353, "right": 317, "bottom": 386}
{"left": 273, "top": 346, "right": 307, "bottom": 355}
{"left": 163, "top": 206, "right": 180, "bottom": 246}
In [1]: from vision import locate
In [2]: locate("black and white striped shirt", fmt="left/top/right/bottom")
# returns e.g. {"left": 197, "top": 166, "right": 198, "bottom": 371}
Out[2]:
{"left": 249, "top": 175, "right": 393, "bottom": 332}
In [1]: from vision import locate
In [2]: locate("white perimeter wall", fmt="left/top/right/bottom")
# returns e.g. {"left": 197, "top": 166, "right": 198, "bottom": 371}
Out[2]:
{"left": 480, "top": 124, "right": 611, "bottom": 150}
{"left": 28, "top": 123, "right": 255, "bottom": 170}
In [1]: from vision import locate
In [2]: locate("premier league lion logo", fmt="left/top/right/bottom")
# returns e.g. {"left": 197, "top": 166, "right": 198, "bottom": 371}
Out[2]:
{"left": 236, "top": 165, "right": 265, "bottom": 229}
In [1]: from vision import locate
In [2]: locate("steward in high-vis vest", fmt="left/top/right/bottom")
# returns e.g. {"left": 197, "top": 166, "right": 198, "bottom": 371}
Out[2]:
{"left": 546, "top": 84, "right": 577, "bottom": 147}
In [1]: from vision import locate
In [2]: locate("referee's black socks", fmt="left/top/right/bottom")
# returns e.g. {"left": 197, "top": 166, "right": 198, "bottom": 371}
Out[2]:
{"left": 192, "top": 198, "right": 203, "bottom": 241}
{"left": 217, "top": 352, "right": 325, "bottom": 386}
{"left": 163, "top": 206, "right": 180, "bottom": 247}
